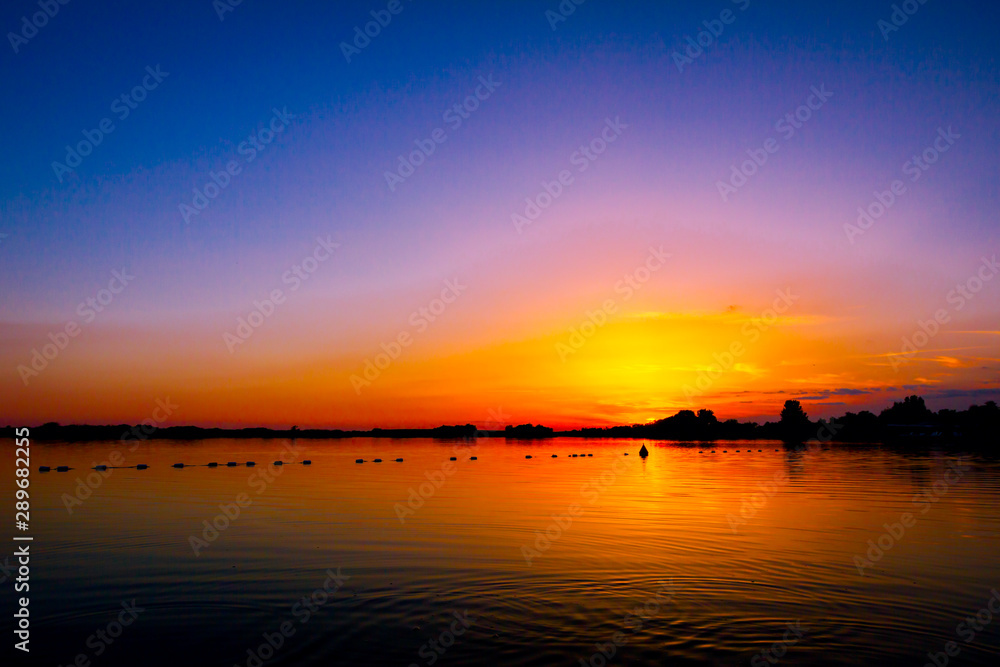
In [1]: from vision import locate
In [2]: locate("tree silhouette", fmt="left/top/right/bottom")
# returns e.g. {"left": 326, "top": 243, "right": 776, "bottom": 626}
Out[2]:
{"left": 879, "top": 395, "right": 933, "bottom": 424}
{"left": 697, "top": 409, "right": 717, "bottom": 424}
{"left": 779, "top": 400, "right": 812, "bottom": 443}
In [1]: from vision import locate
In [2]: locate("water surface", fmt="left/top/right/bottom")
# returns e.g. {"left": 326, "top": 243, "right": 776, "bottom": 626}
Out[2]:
{"left": 4, "top": 437, "right": 999, "bottom": 665}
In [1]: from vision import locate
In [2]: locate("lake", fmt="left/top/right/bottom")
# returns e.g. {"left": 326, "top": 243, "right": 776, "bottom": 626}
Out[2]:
{"left": 4, "top": 437, "right": 999, "bottom": 666}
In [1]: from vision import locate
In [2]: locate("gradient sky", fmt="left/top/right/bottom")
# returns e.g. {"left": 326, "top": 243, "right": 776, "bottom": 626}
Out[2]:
{"left": 1, "top": 0, "right": 998, "bottom": 428}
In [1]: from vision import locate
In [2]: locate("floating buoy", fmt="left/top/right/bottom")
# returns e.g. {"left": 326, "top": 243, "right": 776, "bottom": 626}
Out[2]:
{"left": 356, "top": 459, "right": 364, "bottom": 463}
{"left": 450, "top": 457, "right": 457, "bottom": 461}
{"left": 525, "top": 455, "right": 532, "bottom": 459}
{"left": 38, "top": 466, "right": 51, "bottom": 472}
{"left": 303, "top": 460, "right": 312, "bottom": 465}
{"left": 758, "top": 450, "right": 762, "bottom": 452}
{"left": 246, "top": 462, "right": 256, "bottom": 466}
{"left": 227, "top": 462, "right": 238, "bottom": 467}
{"left": 395, "top": 458, "right": 403, "bottom": 462}
{"left": 639, "top": 445, "right": 649, "bottom": 458}
{"left": 374, "top": 459, "right": 382, "bottom": 463}
{"left": 470, "top": 456, "right": 477, "bottom": 460}
{"left": 587, "top": 454, "right": 593, "bottom": 457}
{"left": 736, "top": 450, "right": 740, "bottom": 453}
{"left": 136, "top": 464, "right": 148, "bottom": 470}
{"left": 57, "top": 466, "right": 71, "bottom": 471}
{"left": 624, "top": 453, "right": 629, "bottom": 456}
{"left": 274, "top": 461, "right": 283, "bottom": 466}
{"left": 172, "top": 463, "right": 184, "bottom": 468}
{"left": 207, "top": 462, "right": 218, "bottom": 467}
{"left": 723, "top": 450, "right": 728, "bottom": 453}
{"left": 711, "top": 451, "right": 715, "bottom": 454}
{"left": 552, "top": 454, "right": 558, "bottom": 458}
{"left": 94, "top": 465, "right": 108, "bottom": 471}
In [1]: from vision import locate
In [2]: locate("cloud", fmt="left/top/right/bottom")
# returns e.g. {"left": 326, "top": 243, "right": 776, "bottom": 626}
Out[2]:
{"left": 925, "top": 387, "right": 1000, "bottom": 401}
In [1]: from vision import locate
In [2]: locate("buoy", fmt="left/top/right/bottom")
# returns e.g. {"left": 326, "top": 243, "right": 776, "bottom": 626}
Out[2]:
{"left": 207, "top": 462, "right": 218, "bottom": 467}
{"left": 395, "top": 458, "right": 403, "bottom": 462}
{"left": 38, "top": 466, "right": 51, "bottom": 472}
{"left": 723, "top": 450, "right": 727, "bottom": 453}
{"left": 172, "top": 463, "right": 184, "bottom": 468}
{"left": 57, "top": 466, "right": 71, "bottom": 471}
{"left": 374, "top": 458, "right": 382, "bottom": 463}
{"left": 470, "top": 456, "right": 477, "bottom": 460}
{"left": 356, "top": 459, "right": 364, "bottom": 463}
{"left": 552, "top": 454, "right": 557, "bottom": 458}
{"left": 758, "top": 450, "right": 762, "bottom": 452}
{"left": 736, "top": 450, "right": 740, "bottom": 453}
{"left": 587, "top": 454, "right": 593, "bottom": 457}
{"left": 227, "top": 462, "right": 238, "bottom": 467}
{"left": 639, "top": 445, "right": 649, "bottom": 458}
{"left": 274, "top": 461, "right": 284, "bottom": 466}
{"left": 94, "top": 465, "right": 108, "bottom": 471}
{"left": 247, "top": 462, "right": 256, "bottom": 466}
{"left": 525, "top": 455, "right": 532, "bottom": 459}
{"left": 450, "top": 457, "right": 457, "bottom": 461}
{"left": 303, "top": 460, "right": 312, "bottom": 465}
{"left": 624, "top": 453, "right": 629, "bottom": 456}
{"left": 136, "top": 464, "right": 148, "bottom": 470}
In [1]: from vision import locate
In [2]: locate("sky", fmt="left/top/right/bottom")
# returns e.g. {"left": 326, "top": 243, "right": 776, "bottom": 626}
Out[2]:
{"left": 1, "top": 0, "right": 998, "bottom": 429}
